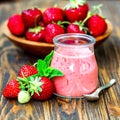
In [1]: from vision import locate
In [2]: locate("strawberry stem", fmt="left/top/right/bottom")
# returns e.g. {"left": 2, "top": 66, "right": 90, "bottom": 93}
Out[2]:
{"left": 91, "top": 4, "right": 102, "bottom": 15}
{"left": 57, "top": 21, "right": 70, "bottom": 28}
{"left": 81, "top": 11, "right": 92, "bottom": 25}
{"left": 34, "top": 15, "right": 39, "bottom": 27}
{"left": 81, "top": 4, "right": 103, "bottom": 25}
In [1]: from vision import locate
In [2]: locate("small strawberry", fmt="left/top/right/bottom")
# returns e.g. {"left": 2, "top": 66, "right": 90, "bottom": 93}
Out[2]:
{"left": 18, "top": 65, "right": 38, "bottom": 78}
{"left": 45, "top": 22, "right": 65, "bottom": 43}
{"left": 32, "top": 76, "right": 55, "bottom": 100}
{"left": 25, "top": 25, "right": 45, "bottom": 42}
{"left": 18, "top": 90, "right": 31, "bottom": 103}
{"left": 64, "top": 0, "right": 89, "bottom": 22}
{"left": 7, "top": 14, "right": 25, "bottom": 36}
{"left": 22, "top": 8, "right": 42, "bottom": 28}
{"left": 43, "top": 7, "right": 65, "bottom": 24}
{"left": 2, "top": 79, "right": 21, "bottom": 98}
{"left": 86, "top": 15, "right": 107, "bottom": 37}
{"left": 67, "top": 21, "right": 87, "bottom": 34}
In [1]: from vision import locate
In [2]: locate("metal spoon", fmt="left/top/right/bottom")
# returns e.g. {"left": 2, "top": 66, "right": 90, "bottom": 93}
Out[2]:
{"left": 83, "top": 79, "right": 116, "bottom": 101}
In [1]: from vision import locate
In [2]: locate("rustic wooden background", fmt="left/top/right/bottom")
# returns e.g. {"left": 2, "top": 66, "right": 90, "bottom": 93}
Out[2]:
{"left": 0, "top": 0, "right": 120, "bottom": 120}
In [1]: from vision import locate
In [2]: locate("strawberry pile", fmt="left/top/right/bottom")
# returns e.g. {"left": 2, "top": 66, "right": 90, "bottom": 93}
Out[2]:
{"left": 2, "top": 51, "right": 64, "bottom": 103}
{"left": 7, "top": 0, "right": 107, "bottom": 43}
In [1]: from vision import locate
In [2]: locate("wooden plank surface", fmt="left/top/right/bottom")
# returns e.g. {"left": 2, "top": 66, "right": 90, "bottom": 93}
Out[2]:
{"left": 0, "top": 0, "right": 120, "bottom": 120}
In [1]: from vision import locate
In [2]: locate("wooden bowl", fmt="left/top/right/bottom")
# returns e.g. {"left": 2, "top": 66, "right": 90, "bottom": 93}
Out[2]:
{"left": 2, "top": 20, "right": 112, "bottom": 56}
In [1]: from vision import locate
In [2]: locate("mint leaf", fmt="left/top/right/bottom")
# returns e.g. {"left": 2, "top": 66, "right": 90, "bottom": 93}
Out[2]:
{"left": 49, "top": 68, "right": 64, "bottom": 79}
{"left": 44, "top": 50, "right": 54, "bottom": 67}
{"left": 37, "top": 59, "right": 48, "bottom": 76}
{"left": 35, "top": 50, "right": 64, "bottom": 78}
{"left": 44, "top": 67, "right": 53, "bottom": 77}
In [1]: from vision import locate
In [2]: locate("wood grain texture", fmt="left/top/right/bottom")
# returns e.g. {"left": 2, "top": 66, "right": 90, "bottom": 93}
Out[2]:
{"left": 0, "top": 0, "right": 120, "bottom": 120}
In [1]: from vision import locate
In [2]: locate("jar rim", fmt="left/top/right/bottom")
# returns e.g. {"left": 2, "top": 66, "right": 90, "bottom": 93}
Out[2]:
{"left": 53, "top": 33, "right": 96, "bottom": 48}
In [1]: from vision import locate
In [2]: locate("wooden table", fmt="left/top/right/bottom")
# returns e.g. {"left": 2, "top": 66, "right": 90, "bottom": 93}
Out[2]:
{"left": 0, "top": 0, "right": 120, "bottom": 120}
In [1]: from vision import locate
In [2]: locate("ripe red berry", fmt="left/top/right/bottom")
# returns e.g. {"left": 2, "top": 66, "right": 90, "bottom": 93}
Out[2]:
{"left": 25, "top": 26, "right": 45, "bottom": 42}
{"left": 32, "top": 77, "right": 55, "bottom": 101}
{"left": 86, "top": 15, "right": 107, "bottom": 37}
{"left": 2, "top": 79, "right": 21, "bottom": 98}
{"left": 18, "top": 65, "right": 38, "bottom": 78}
{"left": 43, "top": 7, "right": 65, "bottom": 24}
{"left": 7, "top": 14, "right": 25, "bottom": 36}
{"left": 45, "top": 23, "right": 65, "bottom": 43}
{"left": 67, "top": 23, "right": 85, "bottom": 34}
{"left": 65, "top": 2, "right": 89, "bottom": 22}
{"left": 22, "top": 8, "right": 42, "bottom": 28}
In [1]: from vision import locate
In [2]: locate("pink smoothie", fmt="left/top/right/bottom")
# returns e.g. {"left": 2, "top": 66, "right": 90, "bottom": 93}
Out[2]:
{"left": 51, "top": 47, "right": 98, "bottom": 97}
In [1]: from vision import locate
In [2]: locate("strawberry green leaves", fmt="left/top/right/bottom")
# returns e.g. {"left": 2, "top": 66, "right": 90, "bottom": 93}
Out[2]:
{"left": 37, "top": 50, "right": 64, "bottom": 78}
{"left": 65, "top": 0, "right": 86, "bottom": 9}
{"left": 28, "top": 76, "right": 43, "bottom": 96}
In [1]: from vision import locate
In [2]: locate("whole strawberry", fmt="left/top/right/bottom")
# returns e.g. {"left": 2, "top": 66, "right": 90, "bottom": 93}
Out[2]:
{"left": 86, "top": 15, "right": 107, "bottom": 37}
{"left": 2, "top": 79, "right": 21, "bottom": 98}
{"left": 18, "top": 90, "right": 31, "bottom": 104}
{"left": 22, "top": 8, "right": 42, "bottom": 28}
{"left": 64, "top": 0, "right": 89, "bottom": 22}
{"left": 7, "top": 14, "right": 25, "bottom": 36}
{"left": 18, "top": 65, "right": 38, "bottom": 78}
{"left": 43, "top": 7, "right": 65, "bottom": 24}
{"left": 25, "top": 25, "right": 45, "bottom": 42}
{"left": 45, "top": 22, "right": 65, "bottom": 43}
{"left": 67, "top": 21, "right": 87, "bottom": 34}
{"left": 32, "top": 76, "right": 55, "bottom": 100}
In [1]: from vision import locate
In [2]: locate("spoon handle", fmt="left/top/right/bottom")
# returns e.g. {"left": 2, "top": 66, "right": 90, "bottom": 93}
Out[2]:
{"left": 95, "top": 79, "right": 116, "bottom": 94}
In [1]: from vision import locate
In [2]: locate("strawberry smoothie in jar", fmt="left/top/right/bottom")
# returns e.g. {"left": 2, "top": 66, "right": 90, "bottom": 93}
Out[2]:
{"left": 51, "top": 33, "right": 98, "bottom": 98}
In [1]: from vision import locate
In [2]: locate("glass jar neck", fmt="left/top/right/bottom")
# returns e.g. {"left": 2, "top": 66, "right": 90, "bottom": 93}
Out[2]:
{"left": 53, "top": 33, "right": 96, "bottom": 49}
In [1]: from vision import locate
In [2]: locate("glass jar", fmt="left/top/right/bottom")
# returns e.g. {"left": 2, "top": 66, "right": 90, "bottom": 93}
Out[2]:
{"left": 51, "top": 33, "right": 98, "bottom": 98}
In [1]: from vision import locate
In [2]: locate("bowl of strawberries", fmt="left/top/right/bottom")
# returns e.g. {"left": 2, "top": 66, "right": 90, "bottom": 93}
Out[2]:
{"left": 2, "top": 0, "right": 112, "bottom": 56}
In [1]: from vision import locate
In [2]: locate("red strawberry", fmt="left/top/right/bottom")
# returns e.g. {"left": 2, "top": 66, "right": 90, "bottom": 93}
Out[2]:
{"left": 43, "top": 7, "right": 65, "bottom": 24}
{"left": 32, "top": 76, "right": 55, "bottom": 100}
{"left": 18, "top": 65, "right": 38, "bottom": 78}
{"left": 2, "top": 79, "right": 21, "bottom": 98}
{"left": 86, "top": 15, "right": 107, "bottom": 37}
{"left": 64, "top": 0, "right": 89, "bottom": 22}
{"left": 7, "top": 14, "right": 25, "bottom": 36}
{"left": 25, "top": 25, "right": 45, "bottom": 42}
{"left": 45, "top": 23, "right": 65, "bottom": 43}
{"left": 67, "top": 21, "right": 86, "bottom": 34}
{"left": 22, "top": 8, "right": 42, "bottom": 28}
